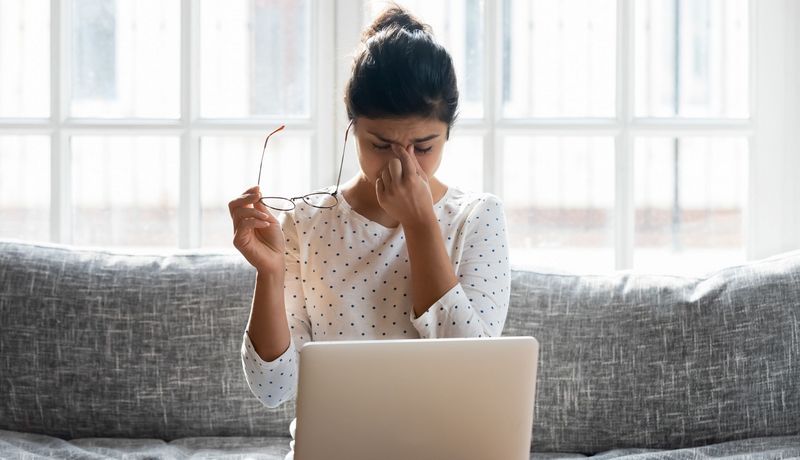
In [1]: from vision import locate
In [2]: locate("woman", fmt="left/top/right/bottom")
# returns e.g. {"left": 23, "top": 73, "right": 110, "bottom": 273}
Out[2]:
{"left": 231, "top": 4, "right": 510, "bottom": 457}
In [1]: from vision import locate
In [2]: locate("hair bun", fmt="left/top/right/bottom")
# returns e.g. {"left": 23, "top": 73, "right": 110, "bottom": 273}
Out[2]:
{"left": 361, "top": 4, "right": 431, "bottom": 42}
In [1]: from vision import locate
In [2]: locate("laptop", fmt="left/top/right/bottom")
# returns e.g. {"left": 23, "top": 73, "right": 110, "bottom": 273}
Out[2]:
{"left": 293, "top": 336, "right": 539, "bottom": 460}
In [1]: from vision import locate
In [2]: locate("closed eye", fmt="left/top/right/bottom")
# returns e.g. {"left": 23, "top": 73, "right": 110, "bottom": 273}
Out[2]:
{"left": 372, "top": 143, "right": 432, "bottom": 154}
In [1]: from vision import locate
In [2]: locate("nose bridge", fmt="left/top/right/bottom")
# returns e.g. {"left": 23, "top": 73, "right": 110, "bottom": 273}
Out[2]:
{"left": 390, "top": 138, "right": 413, "bottom": 150}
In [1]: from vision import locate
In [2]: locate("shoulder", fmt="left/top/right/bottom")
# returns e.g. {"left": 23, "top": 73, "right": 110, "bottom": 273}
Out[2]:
{"left": 444, "top": 186, "right": 504, "bottom": 216}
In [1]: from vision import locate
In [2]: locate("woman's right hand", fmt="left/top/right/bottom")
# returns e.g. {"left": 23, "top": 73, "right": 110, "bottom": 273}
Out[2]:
{"left": 229, "top": 185, "right": 286, "bottom": 274}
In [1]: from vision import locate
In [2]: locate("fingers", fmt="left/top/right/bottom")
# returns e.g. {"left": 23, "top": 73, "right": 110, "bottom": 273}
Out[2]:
{"left": 387, "top": 157, "right": 402, "bottom": 183}
{"left": 228, "top": 186, "right": 262, "bottom": 218}
{"left": 232, "top": 207, "right": 275, "bottom": 231}
{"left": 232, "top": 216, "right": 272, "bottom": 251}
{"left": 237, "top": 216, "right": 272, "bottom": 233}
{"left": 375, "top": 176, "right": 385, "bottom": 202}
{"left": 253, "top": 197, "right": 269, "bottom": 213}
{"left": 391, "top": 144, "right": 417, "bottom": 178}
{"left": 403, "top": 145, "right": 428, "bottom": 180}
{"left": 381, "top": 167, "right": 392, "bottom": 188}
{"left": 234, "top": 207, "right": 275, "bottom": 224}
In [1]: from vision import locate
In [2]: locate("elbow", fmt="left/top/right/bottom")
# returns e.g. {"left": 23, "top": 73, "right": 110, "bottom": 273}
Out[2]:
{"left": 241, "top": 361, "right": 293, "bottom": 409}
{"left": 480, "top": 324, "right": 503, "bottom": 338}
{"left": 260, "top": 394, "right": 289, "bottom": 409}
{"left": 479, "top": 313, "right": 507, "bottom": 338}
{"left": 247, "top": 379, "right": 295, "bottom": 409}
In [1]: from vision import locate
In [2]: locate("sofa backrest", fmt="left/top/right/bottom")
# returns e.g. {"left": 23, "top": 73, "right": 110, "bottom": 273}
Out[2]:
{"left": 0, "top": 240, "right": 293, "bottom": 440}
{"left": 1, "top": 239, "right": 799, "bottom": 452}
{"left": 506, "top": 252, "right": 800, "bottom": 452}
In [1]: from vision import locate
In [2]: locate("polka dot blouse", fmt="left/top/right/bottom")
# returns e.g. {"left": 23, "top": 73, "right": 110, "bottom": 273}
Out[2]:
{"left": 241, "top": 184, "right": 511, "bottom": 410}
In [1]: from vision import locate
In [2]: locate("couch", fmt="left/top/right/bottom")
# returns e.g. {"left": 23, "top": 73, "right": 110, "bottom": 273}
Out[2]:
{"left": 1, "top": 238, "right": 799, "bottom": 459}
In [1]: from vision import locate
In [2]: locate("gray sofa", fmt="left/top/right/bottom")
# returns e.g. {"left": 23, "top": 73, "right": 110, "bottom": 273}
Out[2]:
{"left": 1, "top": 238, "right": 799, "bottom": 459}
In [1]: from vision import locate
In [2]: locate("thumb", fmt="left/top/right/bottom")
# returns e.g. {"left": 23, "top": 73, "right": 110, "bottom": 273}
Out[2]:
{"left": 253, "top": 188, "right": 267, "bottom": 212}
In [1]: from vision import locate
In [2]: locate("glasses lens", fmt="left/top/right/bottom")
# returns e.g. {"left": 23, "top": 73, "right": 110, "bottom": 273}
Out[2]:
{"left": 261, "top": 197, "right": 295, "bottom": 211}
{"left": 303, "top": 193, "right": 337, "bottom": 208}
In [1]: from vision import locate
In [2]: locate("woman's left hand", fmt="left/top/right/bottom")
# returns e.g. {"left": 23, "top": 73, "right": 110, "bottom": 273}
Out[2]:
{"left": 375, "top": 143, "right": 435, "bottom": 228}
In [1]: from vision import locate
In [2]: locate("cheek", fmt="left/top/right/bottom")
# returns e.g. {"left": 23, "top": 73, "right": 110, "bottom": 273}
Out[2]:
{"left": 358, "top": 150, "right": 388, "bottom": 181}
{"left": 358, "top": 147, "right": 382, "bottom": 171}
{"left": 417, "top": 153, "right": 442, "bottom": 175}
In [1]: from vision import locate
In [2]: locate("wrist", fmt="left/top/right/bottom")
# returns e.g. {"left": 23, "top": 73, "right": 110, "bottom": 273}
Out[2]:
{"left": 401, "top": 207, "right": 437, "bottom": 233}
{"left": 256, "top": 269, "right": 285, "bottom": 285}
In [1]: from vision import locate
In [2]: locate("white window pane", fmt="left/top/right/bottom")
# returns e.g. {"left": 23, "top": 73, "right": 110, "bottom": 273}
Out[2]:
{"left": 200, "top": 134, "right": 312, "bottom": 248}
{"left": 0, "top": 136, "right": 50, "bottom": 240}
{"left": 503, "top": 136, "right": 615, "bottom": 272}
{"left": 634, "top": 0, "right": 749, "bottom": 118}
{"left": 70, "top": 0, "right": 181, "bottom": 118}
{"left": 71, "top": 136, "right": 180, "bottom": 247}
{"left": 0, "top": 0, "right": 49, "bottom": 118}
{"left": 367, "top": 0, "right": 484, "bottom": 119}
{"left": 502, "top": 0, "right": 616, "bottom": 118}
{"left": 435, "top": 135, "right": 483, "bottom": 193}
{"left": 634, "top": 137, "right": 747, "bottom": 274}
{"left": 200, "top": 0, "right": 311, "bottom": 119}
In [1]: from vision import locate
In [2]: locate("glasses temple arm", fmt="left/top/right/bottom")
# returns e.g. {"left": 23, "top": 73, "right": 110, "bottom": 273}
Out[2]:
{"left": 333, "top": 119, "right": 355, "bottom": 195}
{"left": 257, "top": 124, "right": 286, "bottom": 188}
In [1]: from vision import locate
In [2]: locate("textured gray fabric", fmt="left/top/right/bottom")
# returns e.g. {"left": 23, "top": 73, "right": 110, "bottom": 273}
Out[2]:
{"left": 505, "top": 251, "right": 800, "bottom": 452}
{"left": 2, "top": 238, "right": 800, "bottom": 456}
{"left": 2, "top": 430, "right": 800, "bottom": 459}
{"left": 0, "top": 429, "right": 291, "bottom": 459}
{"left": 0, "top": 239, "right": 295, "bottom": 440}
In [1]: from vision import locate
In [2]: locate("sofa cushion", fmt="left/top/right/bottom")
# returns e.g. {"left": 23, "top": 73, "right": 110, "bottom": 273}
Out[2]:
{"left": 0, "top": 240, "right": 294, "bottom": 440}
{"left": 504, "top": 250, "right": 800, "bottom": 452}
{"left": 1, "top": 429, "right": 800, "bottom": 459}
{"left": 0, "top": 429, "right": 292, "bottom": 459}
{"left": 2, "top": 238, "right": 800, "bottom": 454}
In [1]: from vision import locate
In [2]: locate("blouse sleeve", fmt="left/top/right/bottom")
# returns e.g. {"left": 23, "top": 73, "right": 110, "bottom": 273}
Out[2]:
{"left": 241, "top": 209, "right": 311, "bottom": 408}
{"left": 409, "top": 193, "right": 511, "bottom": 339}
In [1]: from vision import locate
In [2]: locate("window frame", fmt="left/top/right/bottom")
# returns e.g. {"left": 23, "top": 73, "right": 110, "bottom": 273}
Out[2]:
{"left": 339, "top": 0, "right": 759, "bottom": 271}
{"left": 0, "top": 0, "right": 335, "bottom": 249}
{"left": 2, "top": 0, "right": 798, "bottom": 269}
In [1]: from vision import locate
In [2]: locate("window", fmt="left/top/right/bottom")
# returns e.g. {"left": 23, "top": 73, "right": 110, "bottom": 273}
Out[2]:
{"left": 0, "top": 0, "right": 321, "bottom": 250}
{"left": 1, "top": 0, "right": 795, "bottom": 275}
{"left": 375, "top": 0, "right": 751, "bottom": 274}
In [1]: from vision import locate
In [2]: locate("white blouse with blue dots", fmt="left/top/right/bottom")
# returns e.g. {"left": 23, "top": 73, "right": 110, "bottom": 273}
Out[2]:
{"left": 241, "top": 184, "right": 511, "bottom": 412}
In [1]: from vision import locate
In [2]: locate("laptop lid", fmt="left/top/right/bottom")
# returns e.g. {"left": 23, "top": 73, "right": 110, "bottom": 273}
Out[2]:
{"left": 293, "top": 336, "right": 539, "bottom": 460}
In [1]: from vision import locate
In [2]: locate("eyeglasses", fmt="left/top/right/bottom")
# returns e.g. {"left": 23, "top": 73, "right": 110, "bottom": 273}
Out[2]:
{"left": 257, "top": 119, "right": 354, "bottom": 211}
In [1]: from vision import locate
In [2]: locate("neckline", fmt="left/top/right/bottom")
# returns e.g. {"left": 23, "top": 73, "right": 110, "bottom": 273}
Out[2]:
{"left": 337, "top": 185, "right": 453, "bottom": 231}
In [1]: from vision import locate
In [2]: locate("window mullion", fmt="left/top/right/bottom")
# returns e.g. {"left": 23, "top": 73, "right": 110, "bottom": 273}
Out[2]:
{"left": 334, "top": 0, "right": 363, "bottom": 185}
{"left": 51, "top": 0, "right": 72, "bottom": 245}
{"left": 315, "top": 0, "right": 335, "bottom": 190}
{"left": 484, "top": 0, "right": 500, "bottom": 197}
{"left": 179, "top": 0, "right": 200, "bottom": 249}
{"left": 614, "top": 0, "right": 635, "bottom": 270}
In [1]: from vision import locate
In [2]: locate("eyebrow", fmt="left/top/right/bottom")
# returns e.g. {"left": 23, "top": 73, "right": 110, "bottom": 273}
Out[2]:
{"left": 367, "top": 131, "right": 440, "bottom": 144}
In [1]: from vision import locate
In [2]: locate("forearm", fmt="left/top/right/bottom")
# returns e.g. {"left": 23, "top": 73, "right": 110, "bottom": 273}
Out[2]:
{"left": 403, "top": 212, "right": 458, "bottom": 318}
{"left": 246, "top": 271, "right": 291, "bottom": 362}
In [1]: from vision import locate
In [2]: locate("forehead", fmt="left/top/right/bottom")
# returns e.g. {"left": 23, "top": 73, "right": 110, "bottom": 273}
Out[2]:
{"left": 356, "top": 116, "right": 446, "bottom": 140}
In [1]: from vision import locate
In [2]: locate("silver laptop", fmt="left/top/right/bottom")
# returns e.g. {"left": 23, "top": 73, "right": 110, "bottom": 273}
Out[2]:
{"left": 293, "top": 336, "right": 539, "bottom": 460}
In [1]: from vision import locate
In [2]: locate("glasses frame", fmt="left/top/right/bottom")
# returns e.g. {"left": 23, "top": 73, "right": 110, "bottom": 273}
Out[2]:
{"left": 257, "top": 119, "right": 354, "bottom": 211}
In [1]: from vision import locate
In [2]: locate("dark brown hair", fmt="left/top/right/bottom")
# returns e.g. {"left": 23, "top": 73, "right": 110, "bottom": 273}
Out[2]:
{"left": 344, "top": 4, "right": 459, "bottom": 138}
